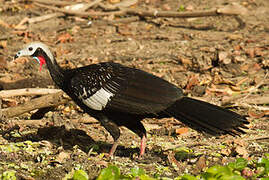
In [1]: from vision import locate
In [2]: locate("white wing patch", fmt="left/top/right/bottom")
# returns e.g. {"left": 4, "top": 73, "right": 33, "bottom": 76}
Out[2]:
{"left": 80, "top": 87, "right": 114, "bottom": 110}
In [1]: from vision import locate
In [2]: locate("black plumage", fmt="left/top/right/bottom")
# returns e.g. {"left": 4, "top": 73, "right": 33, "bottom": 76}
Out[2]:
{"left": 14, "top": 42, "right": 249, "bottom": 157}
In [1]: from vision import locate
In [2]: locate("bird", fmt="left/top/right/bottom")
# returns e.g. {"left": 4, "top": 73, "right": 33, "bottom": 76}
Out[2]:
{"left": 14, "top": 42, "right": 248, "bottom": 157}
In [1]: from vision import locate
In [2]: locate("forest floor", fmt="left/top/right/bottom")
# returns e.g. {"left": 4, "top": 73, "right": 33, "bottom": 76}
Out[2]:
{"left": 0, "top": 0, "right": 269, "bottom": 179}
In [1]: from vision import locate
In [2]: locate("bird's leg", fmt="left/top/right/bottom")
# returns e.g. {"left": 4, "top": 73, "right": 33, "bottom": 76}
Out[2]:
{"left": 98, "top": 115, "right": 120, "bottom": 157}
{"left": 109, "top": 138, "right": 119, "bottom": 157}
{"left": 123, "top": 119, "right": 147, "bottom": 158}
{"left": 139, "top": 135, "right": 147, "bottom": 158}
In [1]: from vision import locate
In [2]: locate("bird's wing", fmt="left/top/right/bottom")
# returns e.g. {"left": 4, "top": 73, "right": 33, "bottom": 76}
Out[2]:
{"left": 69, "top": 63, "right": 183, "bottom": 114}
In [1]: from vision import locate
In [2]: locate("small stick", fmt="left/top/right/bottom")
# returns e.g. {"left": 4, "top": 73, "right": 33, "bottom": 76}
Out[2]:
{"left": 34, "top": 3, "right": 246, "bottom": 18}
{"left": 27, "top": 0, "right": 75, "bottom": 6}
{"left": 34, "top": 3, "right": 126, "bottom": 17}
{"left": 28, "top": 13, "right": 65, "bottom": 24}
{"left": 78, "top": 0, "right": 103, "bottom": 12}
{"left": 0, "top": 88, "right": 62, "bottom": 98}
{"left": 1, "top": 91, "right": 68, "bottom": 118}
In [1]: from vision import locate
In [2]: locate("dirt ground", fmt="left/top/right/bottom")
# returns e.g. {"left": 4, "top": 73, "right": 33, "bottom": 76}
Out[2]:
{"left": 0, "top": 0, "right": 269, "bottom": 179}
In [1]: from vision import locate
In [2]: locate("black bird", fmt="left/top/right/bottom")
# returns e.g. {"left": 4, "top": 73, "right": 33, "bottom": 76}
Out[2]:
{"left": 14, "top": 42, "right": 248, "bottom": 157}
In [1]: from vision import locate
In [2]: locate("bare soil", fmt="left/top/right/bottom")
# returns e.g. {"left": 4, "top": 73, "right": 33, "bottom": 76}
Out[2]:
{"left": 0, "top": 0, "right": 269, "bottom": 179}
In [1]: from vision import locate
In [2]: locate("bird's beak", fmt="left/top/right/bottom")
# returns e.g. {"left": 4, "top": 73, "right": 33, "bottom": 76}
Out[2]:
{"left": 14, "top": 54, "right": 19, "bottom": 60}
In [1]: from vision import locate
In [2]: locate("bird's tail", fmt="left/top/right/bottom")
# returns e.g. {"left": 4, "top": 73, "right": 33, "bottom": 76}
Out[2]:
{"left": 165, "top": 97, "right": 248, "bottom": 136}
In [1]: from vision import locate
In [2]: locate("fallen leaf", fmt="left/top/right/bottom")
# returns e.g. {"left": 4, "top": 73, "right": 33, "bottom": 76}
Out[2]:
{"left": 0, "top": 41, "right": 7, "bottom": 49}
{"left": 235, "top": 146, "right": 248, "bottom": 158}
{"left": 0, "top": 56, "right": 7, "bottom": 69}
{"left": 233, "top": 139, "right": 248, "bottom": 147}
{"left": 109, "top": 0, "right": 121, "bottom": 4}
{"left": 196, "top": 155, "right": 206, "bottom": 171}
{"left": 178, "top": 56, "right": 193, "bottom": 67}
{"left": 2, "top": 98, "right": 18, "bottom": 107}
{"left": 220, "top": 148, "right": 231, "bottom": 156}
{"left": 175, "top": 127, "right": 189, "bottom": 135}
{"left": 245, "top": 48, "right": 255, "bottom": 58}
{"left": 248, "top": 110, "right": 265, "bottom": 118}
{"left": 0, "top": 19, "right": 11, "bottom": 28}
{"left": 186, "top": 74, "right": 199, "bottom": 90}
{"left": 254, "top": 47, "right": 264, "bottom": 57}
{"left": 13, "top": 57, "right": 29, "bottom": 64}
{"left": 218, "top": 51, "right": 229, "bottom": 64}
{"left": 57, "top": 33, "right": 73, "bottom": 43}
{"left": 233, "top": 45, "right": 241, "bottom": 51}
{"left": 55, "top": 151, "right": 71, "bottom": 164}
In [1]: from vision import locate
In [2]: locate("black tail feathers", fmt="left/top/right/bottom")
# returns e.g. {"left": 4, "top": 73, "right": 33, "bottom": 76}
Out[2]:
{"left": 165, "top": 97, "right": 249, "bottom": 136}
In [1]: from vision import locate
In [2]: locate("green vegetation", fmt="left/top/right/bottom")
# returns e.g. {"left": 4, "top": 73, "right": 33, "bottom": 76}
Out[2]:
{"left": 94, "top": 155, "right": 269, "bottom": 180}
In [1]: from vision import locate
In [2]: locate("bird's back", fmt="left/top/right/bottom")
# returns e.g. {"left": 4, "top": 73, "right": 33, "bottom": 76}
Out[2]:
{"left": 62, "top": 62, "right": 183, "bottom": 115}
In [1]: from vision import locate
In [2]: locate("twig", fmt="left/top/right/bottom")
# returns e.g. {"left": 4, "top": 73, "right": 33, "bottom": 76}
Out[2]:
{"left": 1, "top": 91, "right": 68, "bottom": 118}
{"left": 243, "top": 95, "right": 269, "bottom": 105}
{"left": 243, "top": 71, "right": 269, "bottom": 100}
{"left": 34, "top": 3, "right": 126, "bottom": 17}
{"left": 222, "top": 94, "right": 269, "bottom": 106}
{"left": 78, "top": 0, "right": 103, "bottom": 12}
{"left": 28, "top": 13, "right": 65, "bottom": 24}
{"left": 0, "top": 88, "right": 62, "bottom": 98}
{"left": 95, "top": 16, "right": 140, "bottom": 26}
{"left": 33, "top": 3, "right": 246, "bottom": 18}
{"left": 26, "top": 0, "right": 75, "bottom": 6}
{"left": 125, "top": 9, "right": 222, "bottom": 18}
{"left": 235, "top": 102, "right": 269, "bottom": 111}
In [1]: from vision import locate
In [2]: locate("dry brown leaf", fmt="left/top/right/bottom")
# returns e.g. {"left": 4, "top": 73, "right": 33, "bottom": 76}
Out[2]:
{"left": 213, "top": 73, "right": 235, "bottom": 85}
{"left": 14, "top": 17, "right": 29, "bottom": 30}
{"left": 186, "top": 74, "right": 199, "bottom": 90}
{"left": 248, "top": 110, "right": 265, "bottom": 118}
{"left": 57, "top": 33, "right": 73, "bottom": 43}
{"left": 0, "top": 41, "right": 7, "bottom": 49}
{"left": 175, "top": 127, "right": 189, "bottom": 135}
{"left": 179, "top": 56, "right": 193, "bottom": 67}
{"left": 245, "top": 48, "right": 255, "bottom": 58}
{"left": 220, "top": 148, "right": 231, "bottom": 156}
{"left": 233, "top": 45, "right": 242, "bottom": 51}
{"left": 55, "top": 151, "right": 71, "bottom": 164}
{"left": 233, "top": 139, "right": 248, "bottom": 147}
{"left": 218, "top": 51, "right": 231, "bottom": 64}
{"left": 13, "top": 57, "right": 29, "bottom": 65}
{"left": 235, "top": 146, "right": 248, "bottom": 158}
{"left": 254, "top": 47, "right": 264, "bottom": 57}
{"left": 0, "top": 19, "right": 11, "bottom": 28}
{"left": 196, "top": 155, "right": 206, "bottom": 171}
{"left": 109, "top": 0, "right": 121, "bottom": 4}
{"left": 0, "top": 56, "right": 7, "bottom": 69}
{"left": 2, "top": 98, "right": 18, "bottom": 108}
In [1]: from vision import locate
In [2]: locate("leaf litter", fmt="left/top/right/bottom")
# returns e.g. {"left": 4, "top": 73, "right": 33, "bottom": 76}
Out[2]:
{"left": 0, "top": 0, "right": 269, "bottom": 179}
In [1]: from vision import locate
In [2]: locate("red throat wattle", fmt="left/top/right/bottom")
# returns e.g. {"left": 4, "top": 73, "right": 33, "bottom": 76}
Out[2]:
{"left": 37, "top": 56, "right": 46, "bottom": 71}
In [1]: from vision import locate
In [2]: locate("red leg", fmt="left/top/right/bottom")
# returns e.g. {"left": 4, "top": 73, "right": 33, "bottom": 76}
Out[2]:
{"left": 109, "top": 140, "right": 119, "bottom": 157}
{"left": 139, "top": 135, "right": 147, "bottom": 158}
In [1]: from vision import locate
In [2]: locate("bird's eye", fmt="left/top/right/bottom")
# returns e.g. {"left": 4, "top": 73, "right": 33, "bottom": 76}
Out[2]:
{"left": 28, "top": 47, "right": 33, "bottom": 51}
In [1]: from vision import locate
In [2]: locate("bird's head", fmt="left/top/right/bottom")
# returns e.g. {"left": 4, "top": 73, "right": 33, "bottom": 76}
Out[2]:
{"left": 14, "top": 42, "right": 54, "bottom": 71}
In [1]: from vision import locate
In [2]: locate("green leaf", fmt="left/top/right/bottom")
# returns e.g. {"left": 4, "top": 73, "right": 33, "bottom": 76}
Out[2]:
{"left": 72, "top": 169, "right": 89, "bottom": 180}
{"left": 178, "top": 174, "right": 198, "bottom": 180}
{"left": 139, "top": 174, "right": 156, "bottom": 180}
{"left": 97, "top": 166, "right": 121, "bottom": 180}
{"left": 130, "top": 167, "right": 145, "bottom": 177}
{"left": 1, "top": 170, "right": 16, "bottom": 180}
{"left": 228, "top": 158, "right": 248, "bottom": 171}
